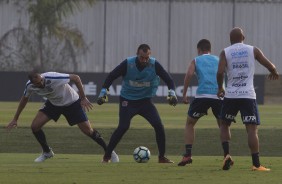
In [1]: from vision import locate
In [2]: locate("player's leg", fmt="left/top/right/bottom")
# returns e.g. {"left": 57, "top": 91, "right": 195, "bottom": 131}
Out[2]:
{"left": 245, "top": 125, "right": 259, "bottom": 154}
{"left": 211, "top": 98, "right": 224, "bottom": 128}
{"left": 241, "top": 99, "right": 270, "bottom": 171}
{"left": 184, "top": 117, "right": 197, "bottom": 155}
{"left": 102, "top": 98, "right": 136, "bottom": 162}
{"left": 220, "top": 98, "right": 237, "bottom": 170}
{"left": 76, "top": 121, "right": 120, "bottom": 162}
{"left": 245, "top": 124, "right": 260, "bottom": 164}
{"left": 178, "top": 98, "right": 210, "bottom": 166}
{"left": 220, "top": 121, "right": 231, "bottom": 154}
{"left": 63, "top": 99, "right": 108, "bottom": 150}
{"left": 77, "top": 121, "right": 107, "bottom": 152}
{"left": 31, "top": 111, "right": 54, "bottom": 162}
{"left": 211, "top": 99, "right": 229, "bottom": 161}
{"left": 63, "top": 99, "right": 118, "bottom": 162}
{"left": 33, "top": 101, "right": 62, "bottom": 162}
{"left": 220, "top": 120, "right": 234, "bottom": 170}
{"left": 177, "top": 116, "right": 196, "bottom": 166}
{"left": 245, "top": 124, "right": 269, "bottom": 171}
{"left": 31, "top": 111, "right": 51, "bottom": 149}
{"left": 139, "top": 100, "right": 173, "bottom": 163}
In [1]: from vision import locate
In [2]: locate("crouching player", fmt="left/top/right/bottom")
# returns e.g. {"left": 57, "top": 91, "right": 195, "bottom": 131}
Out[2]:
{"left": 6, "top": 71, "right": 119, "bottom": 163}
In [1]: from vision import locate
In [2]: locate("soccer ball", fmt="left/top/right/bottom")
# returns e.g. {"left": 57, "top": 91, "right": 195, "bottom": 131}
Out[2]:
{"left": 133, "top": 146, "right": 151, "bottom": 163}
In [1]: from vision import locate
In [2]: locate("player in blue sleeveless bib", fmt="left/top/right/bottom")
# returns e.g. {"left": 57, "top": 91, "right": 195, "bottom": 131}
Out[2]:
{"left": 97, "top": 44, "right": 178, "bottom": 163}
{"left": 120, "top": 56, "right": 160, "bottom": 99}
{"left": 178, "top": 39, "right": 223, "bottom": 166}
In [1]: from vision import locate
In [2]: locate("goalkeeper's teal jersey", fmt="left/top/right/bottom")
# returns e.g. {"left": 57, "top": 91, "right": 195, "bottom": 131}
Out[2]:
{"left": 120, "top": 56, "right": 160, "bottom": 100}
{"left": 194, "top": 54, "right": 219, "bottom": 98}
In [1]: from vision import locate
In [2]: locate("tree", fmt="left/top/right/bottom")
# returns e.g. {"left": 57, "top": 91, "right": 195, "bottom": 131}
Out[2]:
{"left": 0, "top": 0, "right": 95, "bottom": 72}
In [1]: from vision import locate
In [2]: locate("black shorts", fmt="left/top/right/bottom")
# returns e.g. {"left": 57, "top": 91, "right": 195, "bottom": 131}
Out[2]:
{"left": 188, "top": 98, "right": 222, "bottom": 119}
{"left": 39, "top": 99, "right": 88, "bottom": 126}
{"left": 220, "top": 98, "right": 260, "bottom": 125}
{"left": 118, "top": 96, "right": 163, "bottom": 128}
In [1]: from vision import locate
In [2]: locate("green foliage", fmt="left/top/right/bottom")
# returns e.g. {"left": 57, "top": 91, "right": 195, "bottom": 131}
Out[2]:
{"left": 0, "top": 0, "right": 95, "bottom": 71}
{"left": 28, "top": 0, "right": 95, "bottom": 42}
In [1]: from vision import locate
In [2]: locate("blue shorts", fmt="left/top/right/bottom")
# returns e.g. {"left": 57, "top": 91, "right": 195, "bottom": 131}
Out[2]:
{"left": 188, "top": 98, "right": 222, "bottom": 119}
{"left": 220, "top": 98, "right": 260, "bottom": 125}
{"left": 39, "top": 99, "right": 88, "bottom": 126}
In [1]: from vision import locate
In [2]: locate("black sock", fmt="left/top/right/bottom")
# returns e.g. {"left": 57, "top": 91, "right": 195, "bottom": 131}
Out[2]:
{"left": 252, "top": 152, "right": 260, "bottom": 167}
{"left": 91, "top": 130, "right": 107, "bottom": 151}
{"left": 184, "top": 144, "right": 192, "bottom": 157}
{"left": 222, "top": 141, "right": 229, "bottom": 157}
{"left": 154, "top": 125, "right": 166, "bottom": 158}
{"left": 33, "top": 129, "right": 50, "bottom": 153}
{"left": 104, "top": 127, "right": 128, "bottom": 158}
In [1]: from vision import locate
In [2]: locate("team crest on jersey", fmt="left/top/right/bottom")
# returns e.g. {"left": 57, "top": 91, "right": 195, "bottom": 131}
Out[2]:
{"left": 45, "top": 86, "right": 53, "bottom": 92}
{"left": 129, "top": 63, "right": 135, "bottom": 68}
{"left": 46, "top": 80, "right": 51, "bottom": 84}
{"left": 122, "top": 101, "right": 128, "bottom": 107}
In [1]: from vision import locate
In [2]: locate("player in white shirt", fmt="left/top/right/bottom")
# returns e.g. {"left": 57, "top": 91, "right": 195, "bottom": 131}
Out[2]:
{"left": 217, "top": 27, "right": 279, "bottom": 171}
{"left": 6, "top": 71, "right": 119, "bottom": 163}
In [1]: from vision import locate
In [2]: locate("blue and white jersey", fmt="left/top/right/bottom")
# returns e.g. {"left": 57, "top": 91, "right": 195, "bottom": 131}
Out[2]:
{"left": 24, "top": 72, "right": 79, "bottom": 106}
{"left": 224, "top": 43, "right": 256, "bottom": 99}
{"left": 194, "top": 54, "right": 219, "bottom": 99}
{"left": 120, "top": 56, "right": 160, "bottom": 100}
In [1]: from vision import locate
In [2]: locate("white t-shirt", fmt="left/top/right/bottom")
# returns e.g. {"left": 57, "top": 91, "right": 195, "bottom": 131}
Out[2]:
{"left": 24, "top": 72, "right": 79, "bottom": 106}
{"left": 224, "top": 43, "right": 256, "bottom": 99}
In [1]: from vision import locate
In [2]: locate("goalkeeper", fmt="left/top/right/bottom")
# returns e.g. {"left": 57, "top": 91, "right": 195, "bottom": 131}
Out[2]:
{"left": 97, "top": 44, "right": 177, "bottom": 163}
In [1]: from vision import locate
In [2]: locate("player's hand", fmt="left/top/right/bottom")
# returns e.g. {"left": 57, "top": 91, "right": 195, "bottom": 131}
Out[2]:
{"left": 167, "top": 89, "right": 178, "bottom": 106}
{"left": 6, "top": 120, "right": 18, "bottom": 131}
{"left": 217, "top": 88, "right": 225, "bottom": 99}
{"left": 81, "top": 97, "right": 93, "bottom": 112}
{"left": 97, "top": 88, "right": 108, "bottom": 105}
{"left": 182, "top": 96, "right": 189, "bottom": 104}
{"left": 268, "top": 70, "right": 279, "bottom": 80}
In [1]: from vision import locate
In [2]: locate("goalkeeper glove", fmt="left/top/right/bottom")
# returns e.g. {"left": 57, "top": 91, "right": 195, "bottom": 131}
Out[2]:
{"left": 167, "top": 89, "right": 178, "bottom": 106}
{"left": 97, "top": 88, "right": 108, "bottom": 105}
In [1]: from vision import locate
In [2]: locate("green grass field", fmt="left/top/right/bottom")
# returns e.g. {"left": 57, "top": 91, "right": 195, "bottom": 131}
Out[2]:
{"left": 1, "top": 102, "right": 282, "bottom": 184}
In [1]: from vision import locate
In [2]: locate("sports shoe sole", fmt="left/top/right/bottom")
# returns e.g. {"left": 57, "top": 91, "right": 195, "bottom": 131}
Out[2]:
{"left": 252, "top": 166, "right": 270, "bottom": 171}
{"left": 178, "top": 158, "right": 192, "bottom": 166}
{"left": 158, "top": 157, "right": 174, "bottom": 163}
{"left": 34, "top": 152, "right": 54, "bottom": 162}
{"left": 111, "top": 151, "right": 119, "bottom": 163}
{"left": 222, "top": 157, "right": 234, "bottom": 170}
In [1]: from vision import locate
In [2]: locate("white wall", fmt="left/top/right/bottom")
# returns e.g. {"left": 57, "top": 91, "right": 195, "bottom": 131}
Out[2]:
{"left": 0, "top": 0, "right": 281, "bottom": 74}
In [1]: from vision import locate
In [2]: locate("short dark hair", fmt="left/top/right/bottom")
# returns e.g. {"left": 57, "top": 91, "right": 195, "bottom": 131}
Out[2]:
{"left": 27, "top": 69, "right": 40, "bottom": 83}
{"left": 137, "top": 44, "right": 151, "bottom": 53}
{"left": 197, "top": 39, "right": 211, "bottom": 52}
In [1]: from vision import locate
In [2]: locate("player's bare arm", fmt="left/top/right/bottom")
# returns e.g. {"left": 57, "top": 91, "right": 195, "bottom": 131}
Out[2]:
{"left": 217, "top": 50, "right": 226, "bottom": 98}
{"left": 6, "top": 96, "right": 29, "bottom": 130}
{"left": 183, "top": 60, "right": 195, "bottom": 104}
{"left": 69, "top": 74, "right": 93, "bottom": 111}
{"left": 254, "top": 47, "right": 279, "bottom": 80}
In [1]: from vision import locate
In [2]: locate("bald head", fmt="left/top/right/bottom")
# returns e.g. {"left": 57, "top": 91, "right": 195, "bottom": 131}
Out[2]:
{"left": 230, "top": 27, "right": 245, "bottom": 44}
